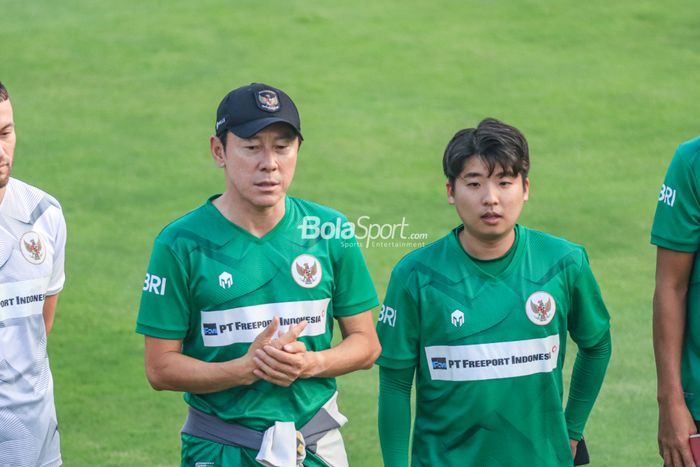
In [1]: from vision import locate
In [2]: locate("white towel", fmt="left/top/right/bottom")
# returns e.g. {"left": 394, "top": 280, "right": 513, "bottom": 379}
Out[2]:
{"left": 255, "top": 421, "right": 306, "bottom": 467}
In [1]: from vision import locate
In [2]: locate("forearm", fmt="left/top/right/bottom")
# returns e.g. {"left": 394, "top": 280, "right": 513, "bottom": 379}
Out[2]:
{"left": 146, "top": 343, "right": 257, "bottom": 393}
{"left": 306, "top": 329, "right": 381, "bottom": 378}
{"left": 42, "top": 294, "right": 59, "bottom": 336}
{"left": 565, "top": 330, "right": 612, "bottom": 440}
{"left": 654, "top": 286, "right": 688, "bottom": 405}
{"left": 379, "top": 366, "right": 413, "bottom": 467}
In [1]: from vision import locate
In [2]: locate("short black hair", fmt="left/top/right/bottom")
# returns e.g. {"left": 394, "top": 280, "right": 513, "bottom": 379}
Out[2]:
{"left": 0, "top": 82, "right": 8, "bottom": 102}
{"left": 443, "top": 118, "right": 529, "bottom": 187}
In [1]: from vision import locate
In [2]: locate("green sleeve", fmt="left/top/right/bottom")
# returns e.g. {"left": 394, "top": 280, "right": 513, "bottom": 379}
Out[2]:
{"left": 376, "top": 265, "right": 420, "bottom": 369}
{"left": 330, "top": 238, "right": 378, "bottom": 317}
{"left": 378, "top": 366, "right": 414, "bottom": 467}
{"left": 565, "top": 330, "right": 612, "bottom": 440}
{"left": 565, "top": 251, "right": 612, "bottom": 440}
{"left": 136, "top": 239, "right": 191, "bottom": 339}
{"left": 567, "top": 251, "right": 611, "bottom": 348}
{"left": 651, "top": 141, "right": 700, "bottom": 252}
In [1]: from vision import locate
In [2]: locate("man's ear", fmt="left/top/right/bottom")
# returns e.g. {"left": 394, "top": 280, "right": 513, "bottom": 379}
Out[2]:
{"left": 446, "top": 180, "right": 456, "bottom": 205}
{"left": 523, "top": 177, "right": 530, "bottom": 201}
{"left": 210, "top": 134, "right": 226, "bottom": 167}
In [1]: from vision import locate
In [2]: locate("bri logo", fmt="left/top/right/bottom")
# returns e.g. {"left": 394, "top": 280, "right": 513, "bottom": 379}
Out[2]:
{"left": 143, "top": 273, "right": 167, "bottom": 296}
{"left": 658, "top": 183, "right": 677, "bottom": 207}
{"left": 378, "top": 304, "right": 397, "bottom": 327}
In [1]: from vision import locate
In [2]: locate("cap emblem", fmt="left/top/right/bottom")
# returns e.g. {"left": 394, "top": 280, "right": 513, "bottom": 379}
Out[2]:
{"left": 257, "top": 90, "right": 280, "bottom": 112}
{"left": 216, "top": 117, "right": 226, "bottom": 132}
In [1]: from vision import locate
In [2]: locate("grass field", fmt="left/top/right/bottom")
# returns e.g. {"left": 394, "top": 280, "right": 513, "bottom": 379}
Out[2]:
{"left": 2, "top": 0, "right": 700, "bottom": 465}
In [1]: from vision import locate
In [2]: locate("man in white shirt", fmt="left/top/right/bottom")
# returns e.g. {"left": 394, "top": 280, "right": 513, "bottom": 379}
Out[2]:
{"left": 0, "top": 81, "right": 67, "bottom": 467}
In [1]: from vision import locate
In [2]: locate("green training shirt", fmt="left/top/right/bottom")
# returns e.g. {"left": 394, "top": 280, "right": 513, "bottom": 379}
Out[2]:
{"left": 136, "top": 195, "right": 378, "bottom": 431}
{"left": 376, "top": 224, "right": 610, "bottom": 467}
{"left": 651, "top": 135, "right": 700, "bottom": 419}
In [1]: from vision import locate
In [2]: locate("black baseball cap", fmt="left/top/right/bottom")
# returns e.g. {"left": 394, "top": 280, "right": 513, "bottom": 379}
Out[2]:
{"left": 215, "top": 83, "right": 302, "bottom": 140}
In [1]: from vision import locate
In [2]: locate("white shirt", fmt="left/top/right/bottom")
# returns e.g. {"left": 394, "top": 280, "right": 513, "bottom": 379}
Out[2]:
{"left": 0, "top": 177, "right": 66, "bottom": 467}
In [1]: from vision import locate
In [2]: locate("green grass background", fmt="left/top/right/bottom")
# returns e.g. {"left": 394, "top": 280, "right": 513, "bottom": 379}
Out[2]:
{"left": 2, "top": 0, "right": 699, "bottom": 464}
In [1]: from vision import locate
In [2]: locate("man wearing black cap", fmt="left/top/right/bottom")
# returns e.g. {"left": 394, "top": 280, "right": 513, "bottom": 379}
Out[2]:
{"left": 136, "top": 83, "right": 381, "bottom": 467}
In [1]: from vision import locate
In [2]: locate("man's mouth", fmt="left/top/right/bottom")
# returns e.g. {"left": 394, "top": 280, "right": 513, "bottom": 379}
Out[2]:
{"left": 481, "top": 212, "right": 502, "bottom": 224}
{"left": 255, "top": 181, "right": 279, "bottom": 188}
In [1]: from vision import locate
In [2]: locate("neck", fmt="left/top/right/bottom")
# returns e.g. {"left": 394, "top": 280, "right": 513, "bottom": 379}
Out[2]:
{"left": 0, "top": 185, "right": 6, "bottom": 205}
{"left": 459, "top": 227, "right": 516, "bottom": 260}
{"left": 213, "top": 192, "right": 286, "bottom": 238}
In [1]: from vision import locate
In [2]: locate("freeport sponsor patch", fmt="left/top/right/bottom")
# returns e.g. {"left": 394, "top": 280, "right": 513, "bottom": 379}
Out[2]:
{"left": 425, "top": 334, "right": 560, "bottom": 381}
{"left": 0, "top": 277, "right": 50, "bottom": 321}
{"left": 200, "top": 298, "right": 330, "bottom": 346}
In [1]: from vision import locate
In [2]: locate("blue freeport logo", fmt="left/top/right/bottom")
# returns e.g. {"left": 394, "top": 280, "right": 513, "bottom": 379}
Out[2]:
{"left": 203, "top": 323, "right": 219, "bottom": 336}
{"left": 431, "top": 357, "right": 447, "bottom": 370}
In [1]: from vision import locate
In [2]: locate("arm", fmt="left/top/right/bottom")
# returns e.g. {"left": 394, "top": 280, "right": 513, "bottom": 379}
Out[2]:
{"left": 42, "top": 293, "right": 59, "bottom": 336}
{"left": 565, "top": 330, "right": 612, "bottom": 448}
{"left": 253, "top": 309, "right": 381, "bottom": 386}
{"left": 144, "top": 317, "right": 306, "bottom": 393}
{"left": 653, "top": 247, "right": 697, "bottom": 467}
{"left": 378, "top": 366, "right": 414, "bottom": 467}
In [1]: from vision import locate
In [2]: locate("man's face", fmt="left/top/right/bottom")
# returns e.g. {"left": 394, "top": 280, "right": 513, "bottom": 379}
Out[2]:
{"left": 211, "top": 123, "right": 299, "bottom": 211}
{"left": 447, "top": 155, "right": 529, "bottom": 245}
{"left": 0, "top": 99, "right": 16, "bottom": 190}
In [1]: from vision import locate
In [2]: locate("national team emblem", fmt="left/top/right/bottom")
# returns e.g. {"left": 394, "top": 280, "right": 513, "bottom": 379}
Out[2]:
{"left": 526, "top": 291, "right": 556, "bottom": 325}
{"left": 451, "top": 309, "right": 464, "bottom": 327}
{"left": 19, "top": 231, "right": 46, "bottom": 264}
{"left": 291, "top": 254, "right": 322, "bottom": 288}
{"left": 257, "top": 90, "right": 280, "bottom": 112}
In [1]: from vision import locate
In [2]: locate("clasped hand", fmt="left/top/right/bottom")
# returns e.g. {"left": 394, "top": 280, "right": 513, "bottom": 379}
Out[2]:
{"left": 246, "top": 316, "right": 320, "bottom": 387}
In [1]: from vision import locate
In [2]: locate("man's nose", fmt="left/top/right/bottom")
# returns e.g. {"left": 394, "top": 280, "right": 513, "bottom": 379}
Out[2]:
{"left": 482, "top": 184, "right": 498, "bottom": 205}
{"left": 259, "top": 147, "right": 278, "bottom": 171}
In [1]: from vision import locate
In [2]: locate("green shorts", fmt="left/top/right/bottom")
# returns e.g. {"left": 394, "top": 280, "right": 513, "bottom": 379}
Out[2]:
{"left": 180, "top": 433, "right": 330, "bottom": 467}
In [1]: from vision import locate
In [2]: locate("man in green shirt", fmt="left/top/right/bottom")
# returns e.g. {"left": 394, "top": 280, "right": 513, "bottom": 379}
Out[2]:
{"left": 137, "top": 83, "right": 381, "bottom": 467}
{"left": 376, "top": 118, "right": 612, "bottom": 466}
{"left": 651, "top": 136, "right": 700, "bottom": 467}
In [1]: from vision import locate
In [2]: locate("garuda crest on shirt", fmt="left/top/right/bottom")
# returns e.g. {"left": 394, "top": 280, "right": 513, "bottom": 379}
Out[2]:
{"left": 530, "top": 298, "right": 552, "bottom": 322}
{"left": 296, "top": 261, "right": 318, "bottom": 285}
{"left": 291, "top": 254, "right": 322, "bottom": 288}
{"left": 19, "top": 231, "right": 47, "bottom": 265}
{"left": 525, "top": 291, "right": 556, "bottom": 325}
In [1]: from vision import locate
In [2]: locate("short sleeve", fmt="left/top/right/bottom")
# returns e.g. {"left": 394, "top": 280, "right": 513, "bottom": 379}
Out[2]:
{"left": 567, "top": 251, "right": 611, "bottom": 349}
{"left": 651, "top": 145, "right": 700, "bottom": 252}
{"left": 330, "top": 239, "right": 379, "bottom": 317}
{"left": 376, "top": 266, "right": 420, "bottom": 369}
{"left": 46, "top": 208, "right": 66, "bottom": 296}
{"left": 136, "top": 239, "right": 191, "bottom": 339}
